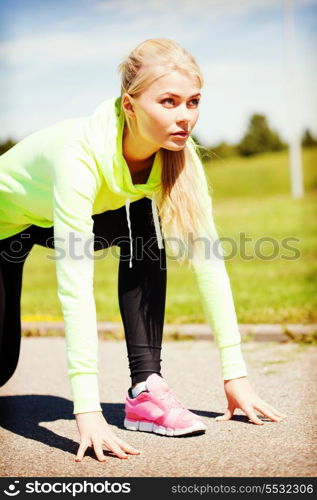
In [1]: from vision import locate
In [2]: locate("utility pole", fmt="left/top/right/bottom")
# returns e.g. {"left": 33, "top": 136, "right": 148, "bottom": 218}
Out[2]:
{"left": 283, "top": 0, "right": 304, "bottom": 198}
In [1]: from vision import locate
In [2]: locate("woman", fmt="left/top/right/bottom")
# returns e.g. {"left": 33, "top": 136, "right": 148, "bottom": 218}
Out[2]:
{"left": 0, "top": 38, "right": 287, "bottom": 463}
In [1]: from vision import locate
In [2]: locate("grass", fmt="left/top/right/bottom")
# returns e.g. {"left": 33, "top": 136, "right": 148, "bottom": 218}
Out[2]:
{"left": 21, "top": 147, "right": 317, "bottom": 325}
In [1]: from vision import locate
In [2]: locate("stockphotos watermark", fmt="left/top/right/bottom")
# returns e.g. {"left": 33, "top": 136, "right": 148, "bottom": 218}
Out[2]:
{"left": 1, "top": 478, "right": 315, "bottom": 497}
{"left": 0, "top": 231, "right": 301, "bottom": 265}
{"left": 3, "top": 479, "right": 131, "bottom": 496}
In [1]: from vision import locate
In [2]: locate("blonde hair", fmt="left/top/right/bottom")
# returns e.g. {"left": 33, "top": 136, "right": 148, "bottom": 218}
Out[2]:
{"left": 118, "top": 38, "right": 215, "bottom": 267}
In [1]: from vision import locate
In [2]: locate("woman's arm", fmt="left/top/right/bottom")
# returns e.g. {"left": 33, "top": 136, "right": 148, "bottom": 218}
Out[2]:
{"left": 52, "top": 143, "right": 141, "bottom": 460}
{"left": 53, "top": 143, "right": 102, "bottom": 414}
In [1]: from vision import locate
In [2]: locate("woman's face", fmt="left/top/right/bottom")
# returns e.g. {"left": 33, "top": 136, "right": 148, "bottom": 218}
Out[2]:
{"left": 124, "top": 70, "right": 201, "bottom": 151}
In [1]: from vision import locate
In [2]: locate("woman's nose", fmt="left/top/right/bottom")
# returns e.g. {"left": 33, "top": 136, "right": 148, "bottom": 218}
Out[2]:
{"left": 176, "top": 104, "right": 191, "bottom": 124}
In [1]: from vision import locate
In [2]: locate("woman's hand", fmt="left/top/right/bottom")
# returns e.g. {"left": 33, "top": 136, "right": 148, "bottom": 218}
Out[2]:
{"left": 215, "top": 376, "right": 287, "bottom": 425}
{"left": 75, "top": 411, "right": 141, "bottom": 462}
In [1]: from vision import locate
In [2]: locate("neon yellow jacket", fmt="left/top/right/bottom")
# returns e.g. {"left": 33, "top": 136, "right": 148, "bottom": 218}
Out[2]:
{"left": 0, "top": 97, "right": 247, "bottom": 413}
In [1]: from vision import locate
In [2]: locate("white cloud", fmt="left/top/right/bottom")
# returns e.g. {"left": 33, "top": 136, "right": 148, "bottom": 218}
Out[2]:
{"left": 0, "top": 16, "right": 197, "bottom": 71}
{"left": 0, "top": 32, "right": 134, "bottom": 68}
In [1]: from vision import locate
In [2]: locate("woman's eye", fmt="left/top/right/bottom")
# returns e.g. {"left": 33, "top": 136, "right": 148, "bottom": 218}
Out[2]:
{"left": 189, "top": 99, "right": 200, "bottom": 107}
{"left": 162, "top": 98, "right": 175, "bottom": 106}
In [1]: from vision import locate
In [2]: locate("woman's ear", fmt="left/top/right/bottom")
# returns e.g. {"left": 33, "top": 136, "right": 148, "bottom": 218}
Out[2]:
{"left": 122, "top": 93, "right": 135, "bottom": 118}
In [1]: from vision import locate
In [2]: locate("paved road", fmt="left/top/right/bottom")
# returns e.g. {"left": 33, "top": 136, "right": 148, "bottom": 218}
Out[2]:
{"left": 0, "top": 338, "right": 316, "bottom": 477}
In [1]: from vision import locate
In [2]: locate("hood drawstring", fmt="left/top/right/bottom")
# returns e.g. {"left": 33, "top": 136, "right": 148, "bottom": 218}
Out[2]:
{"left": 151, "top": 192, "right": 164, "bottom": 250}
{"left": 125, "top": 197, "right": 133, "bottom": 269}
{"left": 125, "top": 193, "right": 164, "bottom": 269}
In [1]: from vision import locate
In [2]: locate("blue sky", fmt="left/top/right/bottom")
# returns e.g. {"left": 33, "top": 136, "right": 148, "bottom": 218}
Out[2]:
{"left": 1, "top": 0, "right": 316, "bottom": 145}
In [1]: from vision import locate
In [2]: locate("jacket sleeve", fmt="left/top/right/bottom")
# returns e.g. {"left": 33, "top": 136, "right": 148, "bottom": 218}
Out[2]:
{"left": 187, "top": 140, "right": 248, "bottom": 380}
{"left": 53, "top": 141, "right": 102, "bottom": 414}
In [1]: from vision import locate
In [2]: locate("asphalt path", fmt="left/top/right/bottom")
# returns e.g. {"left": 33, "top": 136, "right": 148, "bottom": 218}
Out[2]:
{"left": 0, "top": 338, "right": 316, "bottom": 477}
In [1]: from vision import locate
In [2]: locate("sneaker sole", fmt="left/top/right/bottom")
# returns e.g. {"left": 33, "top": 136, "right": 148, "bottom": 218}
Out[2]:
{"left": 123, "top": 418, "right": 207, "bottom": 436}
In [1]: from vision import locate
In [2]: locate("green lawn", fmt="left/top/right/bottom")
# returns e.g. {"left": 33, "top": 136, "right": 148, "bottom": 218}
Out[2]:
{"left": 21, "top": 147, "right": 317, "bottom": 324}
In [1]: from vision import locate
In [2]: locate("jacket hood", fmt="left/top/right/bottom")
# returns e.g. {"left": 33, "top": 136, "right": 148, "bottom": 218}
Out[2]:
{"left": 83, "top": 96, "right": 162, "bottom": 199}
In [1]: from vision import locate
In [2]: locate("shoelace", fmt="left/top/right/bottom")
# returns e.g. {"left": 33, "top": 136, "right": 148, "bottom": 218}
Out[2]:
{"left": 157, "top": 389, "right": 185, "bottom": 409}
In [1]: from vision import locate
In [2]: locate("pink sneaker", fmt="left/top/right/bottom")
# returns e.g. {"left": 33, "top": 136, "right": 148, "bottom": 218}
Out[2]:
{"left": 124, "top": 374, "right": 207, "bottom": 436}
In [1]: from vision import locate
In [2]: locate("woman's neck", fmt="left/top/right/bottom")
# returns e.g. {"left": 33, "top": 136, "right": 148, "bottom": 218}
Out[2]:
{"left": 122, "top": 124, "right": 159, "bottom": 175}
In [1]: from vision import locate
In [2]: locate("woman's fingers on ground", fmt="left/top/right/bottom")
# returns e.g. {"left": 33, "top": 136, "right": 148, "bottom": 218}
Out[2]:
{"left": 75, "top": 439, "right": 90, "bottom": 462}
{"left": 92, "top": 438, "right": 108, "bottom": 462}
{"left": 103, "top": 439, "right": 128, "bottom": 459}
{"left": 261, "top": 401, "right": 287, "bottom": 419}
{"left": 254, "top": 404, "right": 283, "bottom": 422}
{"left": 242, "top": 405, "right": 265, "bottom": 425}
{"left": 215, "top": 406, "right": 235, "bottom": 421}
{"left": 115, "top": 437, "right": 141, "bottom": 455}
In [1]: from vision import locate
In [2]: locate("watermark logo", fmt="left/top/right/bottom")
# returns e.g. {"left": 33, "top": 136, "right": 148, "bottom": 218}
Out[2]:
{"left": 4, "top": 481, "right": 20, "bottom": 496}
{"left": 0, "top": 232, "right": 301, "bottom": 265}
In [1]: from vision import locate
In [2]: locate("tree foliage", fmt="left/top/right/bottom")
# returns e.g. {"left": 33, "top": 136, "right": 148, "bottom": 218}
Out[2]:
{"left": 302, "top": 128, "right": 317, "bottom": 147}
{"left": 236, "top": 114, "right": 287, "bottom": 157}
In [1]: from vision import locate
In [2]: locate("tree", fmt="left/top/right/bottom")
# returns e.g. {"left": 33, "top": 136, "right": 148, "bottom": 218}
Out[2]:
{"left": 237, "top": 114, "right": 286, "bottom": 157}
{"left": 302, "top": 129, "right": 317, "bottom": 147}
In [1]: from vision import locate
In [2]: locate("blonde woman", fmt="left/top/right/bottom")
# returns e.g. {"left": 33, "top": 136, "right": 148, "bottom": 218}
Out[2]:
{"left": 0, "top": 38, "right": 287, "bottom": 463}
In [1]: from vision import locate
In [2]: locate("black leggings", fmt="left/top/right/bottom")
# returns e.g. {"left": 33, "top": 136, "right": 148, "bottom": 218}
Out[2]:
{"left": 0, "top": 197, "right": 166, "bottom": 388}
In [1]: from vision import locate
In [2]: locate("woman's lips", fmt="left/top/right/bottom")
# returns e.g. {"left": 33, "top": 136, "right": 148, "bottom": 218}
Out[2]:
{"left": 171, "top": 132, "right": 189, "bottom": 138}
